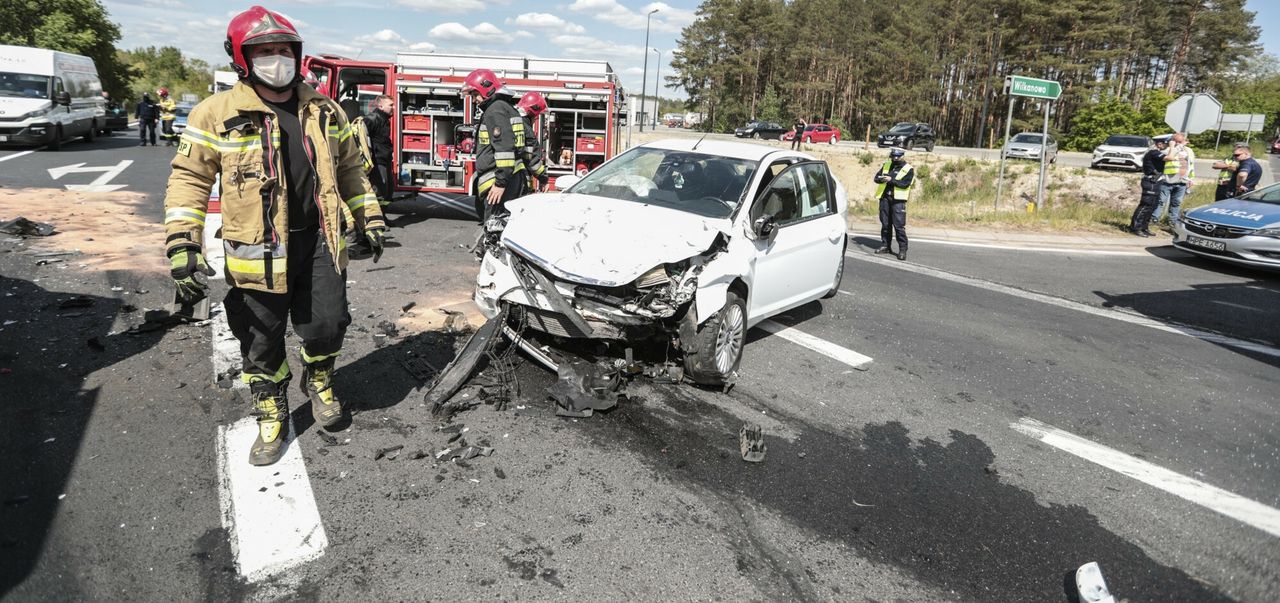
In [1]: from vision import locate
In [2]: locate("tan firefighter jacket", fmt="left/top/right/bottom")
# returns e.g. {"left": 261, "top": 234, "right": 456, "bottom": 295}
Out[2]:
{"left": 163, "top": 81, "right": 384, "bottom": 293}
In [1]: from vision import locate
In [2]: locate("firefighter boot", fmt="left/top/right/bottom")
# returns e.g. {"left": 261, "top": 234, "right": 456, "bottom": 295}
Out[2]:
{"left": 248, "top": 379, "right": 290, "bottom": 466}
{"left": 301, "top": 357, "right": 343, "bottom": 428}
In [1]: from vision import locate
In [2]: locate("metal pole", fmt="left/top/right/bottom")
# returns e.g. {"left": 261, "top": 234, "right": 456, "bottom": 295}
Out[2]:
{"left": 652, "top": 48, "right": 661, "bottom": 130}
{"left": 626, "top": 96, "right": 634, "bottom": 149}
{"left": 639, "top": 9, "right": 657, "bottom": 133}
{"left": 1179, "top": 93, "right": 1195, "bottom": 134}
{"left": 974, "top": 10, "right": 1000, "bottom": 147}
{"left": 994, "top": 83, "right": 1014, "bottom": 210}
{"left": 1214, "top": 112, "right": 1224, "bottom": 153}
{"left": 1036, "top": 100, "right": 1050, "bottom": 211}
{"left": 1246, "top": 114, "right": 1254, "bottom": 145}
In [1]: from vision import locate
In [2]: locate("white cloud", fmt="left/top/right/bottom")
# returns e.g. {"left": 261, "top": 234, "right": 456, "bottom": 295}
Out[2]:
{"left": 567, "top": 0, "right": 693, "bottom": 33}
{"left": 428, "top": 22, "right": 510, "bottom": 43}
{"left": 507, "top": 12, "right": 585, "bottom": 34}
{"left": 392, "top": 0, "right": 484, "bottom": 13}
{"left": 354, "top": 29, "right": 407, "bottom": 45}
{"left": 408, "top": 41, "right": 437, "bottom": 52}
{"left": 549, "top": 34, "right": 644, "bottom": 59}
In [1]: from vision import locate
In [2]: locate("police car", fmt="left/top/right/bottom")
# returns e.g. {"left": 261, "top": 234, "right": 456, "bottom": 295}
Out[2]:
{"left": 1172, "top": 182, "right": 1280, "bottom": 270}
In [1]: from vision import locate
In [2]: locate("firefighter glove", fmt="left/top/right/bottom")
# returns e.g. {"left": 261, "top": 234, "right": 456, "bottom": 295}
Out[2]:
{"left": 364, "top": 226, "right": 385, "bottom": 263}
{"left": 170, "top": 248, "right": 216, "bottom": 302}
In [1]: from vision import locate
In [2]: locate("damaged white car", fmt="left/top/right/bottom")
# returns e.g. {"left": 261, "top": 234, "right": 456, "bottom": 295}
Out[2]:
{"left": 474, "top": 138, "right": 848, "bottom": 386}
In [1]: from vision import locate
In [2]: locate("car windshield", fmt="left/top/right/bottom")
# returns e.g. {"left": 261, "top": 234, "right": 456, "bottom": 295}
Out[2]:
{"left": 1103, "top": 135, "right": 1148, "bottom": 148}
{"left": 889, "top": 123, "right": 916, "bottom": 133}
{"left": 1011, "top": 134, "right": 1043, "bottom": 144}
{"left": 175, "top": 106, "right": 192, "bottom": 117}
{"left": 1235, "top": 182, "right": 1280, "bottom": 205}
{"left": 0, "top": 72, "right": 50, "bottom": 99}
{"left": 567, "top": 146, "right": 759, "bottom": 219}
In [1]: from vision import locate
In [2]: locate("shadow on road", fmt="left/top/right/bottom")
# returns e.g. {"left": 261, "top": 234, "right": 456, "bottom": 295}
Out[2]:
{"left": 579, "top": 386, "right": 1235, "bottom": 602}
{"left": 0, "top": 274, "right": 169, "bottom": 598}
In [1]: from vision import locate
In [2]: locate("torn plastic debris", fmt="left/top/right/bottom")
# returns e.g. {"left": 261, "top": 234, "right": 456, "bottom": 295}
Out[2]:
{"left": 739, "top": 423, "right": 766, "bottom": 462}
{"left": 424, "top": 307, "right": 506, "bottom": 416}
{"left": 372, "top": 444, "right": 404, "bottom": 460}
{"left": 434, "top": 445, "right": 494, "bottom": 462}
{"left": 548, "top": 360, "right": 622, "bottom": 418}
{"left": 0, "top": 217, "right": 55, "bottom": 237}
{"left": 1074, "top": 561, "right": 1116, "bottom": 603}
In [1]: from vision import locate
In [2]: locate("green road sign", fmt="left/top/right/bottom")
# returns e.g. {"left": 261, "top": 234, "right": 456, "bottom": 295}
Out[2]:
{"left": 1007, "top": 75, "right": 1061, "bottom": 100}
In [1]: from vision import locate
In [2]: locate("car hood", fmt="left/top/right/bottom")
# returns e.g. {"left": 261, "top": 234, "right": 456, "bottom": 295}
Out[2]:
{"left": 501, "top": 192, "right": 732, "bottom": 287}
{"left": 1094, "top": 144, "right": 1146, "bottom": 154}
{"left": 1186, "top": 198, "right": 1280, "bottom": 229}
{"left": 0, "top": 98, "right": 51, "bottom": 114}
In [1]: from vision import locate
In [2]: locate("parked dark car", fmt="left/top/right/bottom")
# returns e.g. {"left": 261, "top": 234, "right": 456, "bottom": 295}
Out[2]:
{"left": 734, "top": 121, "right": 788, "bottom": 140}
{"left": 99, "top": 102, "right": 129, "bottom": 134}
{"left": 876, "top": 122, "right": 935, "bottom": 151}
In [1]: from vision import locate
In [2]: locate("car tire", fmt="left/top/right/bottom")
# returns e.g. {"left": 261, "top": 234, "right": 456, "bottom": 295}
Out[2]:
{"left": 684, "top": 291, "right": 746, "bottom": 386}
{"left": 903, "top": 138, "right": 913, "bottom": 150}
{"left": 1049, "top": 153, "right": 1056, "bottom": 164}
{"left": 752, "top": 132, "right": 760, "bottom": 139}
{"left": 829, "top": 135, "right": 837, "bottom": 145}
{"left": 84, "top": 121, "right": 95, "bottom": 143}
{"left": 926, "top": 140, "right": 935, "bottom": 152}
{"left": 48, "top": 126, "right": 63, "bottom": 151}
{"left": 803, "top": 136, "right": 811, "bottom": 144}
{"left": 822, "top": 238, "right": 847, "bottom": 299}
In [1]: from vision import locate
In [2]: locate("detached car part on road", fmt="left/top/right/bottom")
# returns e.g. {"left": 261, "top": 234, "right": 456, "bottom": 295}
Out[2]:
{"left": 1172, "top": 182, "right": 1280, "bottom": 270}
{"left": 473, "top": 138, "right": 849, "bottom": 387}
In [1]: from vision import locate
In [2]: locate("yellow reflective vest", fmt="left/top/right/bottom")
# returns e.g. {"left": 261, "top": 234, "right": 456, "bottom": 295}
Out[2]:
{"left": 874, "top": 160, "right": 913, "bottom": 201}
{"left": 163, "top": 81, "right": 384, "bottom": 293}
{"left": 158, "top": 97, "right": 176, "bottom": 121}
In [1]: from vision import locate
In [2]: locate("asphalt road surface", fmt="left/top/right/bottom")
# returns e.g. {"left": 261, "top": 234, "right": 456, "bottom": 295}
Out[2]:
{"left": 2, "top": 130, "right": 1277, "bottom": 602}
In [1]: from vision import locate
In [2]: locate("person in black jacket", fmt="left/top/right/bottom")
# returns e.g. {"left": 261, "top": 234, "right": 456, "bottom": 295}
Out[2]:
{"left": 364, "top": 95, "right": 395, "bottom": 202}
{"left": 1128, "top": 136, "right": 1168, "bottom": 237}
{"left": 135, "top": 93, "right": 158, "bottom": 146}
{"left": 790, "top": 117, "right": 806, "bottom": 151}
{"left": 462, "top": 68, "right": 526, "bottom": 222}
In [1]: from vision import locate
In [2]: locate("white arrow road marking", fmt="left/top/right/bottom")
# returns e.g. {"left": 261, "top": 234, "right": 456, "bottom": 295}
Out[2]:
{"left": 217, "top": 417, "right": 329, "bottom": 582}
{"left": 46, "top": 160, "right": 133, "bottom": 192}
{"left": 757, "top": 319, "right": 873, "bottom": 370}
{"left": 1012, "top": 417, "right": 1280, "bottom": 539}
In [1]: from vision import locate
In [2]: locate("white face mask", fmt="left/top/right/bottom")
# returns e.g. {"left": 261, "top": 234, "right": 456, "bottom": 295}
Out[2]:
{"left": 252, "top": 54, "right": 295, "bottom": 89}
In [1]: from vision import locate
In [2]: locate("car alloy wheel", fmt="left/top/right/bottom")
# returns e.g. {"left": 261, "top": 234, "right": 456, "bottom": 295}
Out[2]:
{"left": 714, "top": 302, "right": 745, "bottom": 374}
{"left": 752, "top": 132, "right": 760, "bottom": 139}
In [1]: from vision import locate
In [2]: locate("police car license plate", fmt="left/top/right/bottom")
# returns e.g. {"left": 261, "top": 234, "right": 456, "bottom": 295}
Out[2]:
{"left": 1186, "top": 235, "right": 1226, "bottom": 251}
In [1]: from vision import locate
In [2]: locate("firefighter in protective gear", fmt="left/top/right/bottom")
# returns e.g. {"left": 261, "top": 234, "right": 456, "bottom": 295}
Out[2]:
{"left": 515, "top": 91, "right": 549, "bottom": 192}
{"left": 462, "top": 68, "right": 526, "bottom": 221}
{"left": 164, "top": 5, "right": 386, "bottom": 466}
{"left": 873, "top": 147, "right": 913, "bottom": 261}
{"left": 157, "top": 87, "right": 178, "bottom": 146}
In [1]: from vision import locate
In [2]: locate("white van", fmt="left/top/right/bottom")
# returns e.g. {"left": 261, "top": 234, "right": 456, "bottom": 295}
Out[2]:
{"left": 0, "top": 45, "right": 106, "bottom": 150}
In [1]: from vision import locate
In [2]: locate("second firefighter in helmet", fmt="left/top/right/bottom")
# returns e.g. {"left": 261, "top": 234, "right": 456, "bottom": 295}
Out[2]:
{"left": 515, "top": 91, "right": 549, "bottom": 192}
{"left": 163, "top": 5, "right": 386, "bottom": 465}
{"left": 462, "top": 68, "right": 526, "bottom": 220}
{"left": 157, "top": 87, "right": 177, "bottom": 146}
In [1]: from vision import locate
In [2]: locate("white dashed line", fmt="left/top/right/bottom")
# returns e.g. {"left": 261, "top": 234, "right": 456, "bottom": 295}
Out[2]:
{"left": 757, "top": 319, "right": 873, "bottom": 370}
{"left": 847, "top": 251, "right": 1280, "bottom": 359}
{"left": 0, "top": 149, "right": 37, "bottom": 163}
{"left": 216, "top": 417, "right": 329, "bottom": 582}
{"left": 1011, "top": 417, "right": 1280, "bottom": 539}
{"left": 847, "top": 232, "right": 1151, "bottom": 256}
{"left": 1211, "top": 300, "right": 1263, "bottom": 313}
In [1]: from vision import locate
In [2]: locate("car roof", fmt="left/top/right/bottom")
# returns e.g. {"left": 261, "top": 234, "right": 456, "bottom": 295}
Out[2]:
{"left": 642, "top": 138, "right": 807, "bottom": 162}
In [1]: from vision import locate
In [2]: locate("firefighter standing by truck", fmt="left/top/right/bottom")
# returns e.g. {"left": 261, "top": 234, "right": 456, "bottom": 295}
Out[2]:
{"left": 516, "top": 91, "right": 549, "bottom": 192}
{"left": 462, "top": 68, "right": 527, "bottom": 221}
{"left": 163, "top": 5, "right": 386, "bottom": 466}
{"left": 157, "top": 87, "right": 177, "bottom": 146}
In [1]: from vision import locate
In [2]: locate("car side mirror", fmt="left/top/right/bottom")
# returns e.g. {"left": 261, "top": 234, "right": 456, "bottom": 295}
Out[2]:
{"left": 55, "top": 91, "right": 71, "bottom": 106}
{"left": 553, "top": 175, "right": 580, "bottom": 191}
{"left": 753, "top": 214, "right": 777, "bottom": 240}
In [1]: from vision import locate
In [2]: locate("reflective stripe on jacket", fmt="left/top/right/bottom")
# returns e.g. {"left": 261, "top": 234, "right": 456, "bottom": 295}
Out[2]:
{"left": 875, "top": 161, "right": 913, "bottom": 201}
{"left": 163, "top": 81, "right": 384, "bottom": 293}
{"left": 474, "top": 96, "right": 526, "bottom": 195}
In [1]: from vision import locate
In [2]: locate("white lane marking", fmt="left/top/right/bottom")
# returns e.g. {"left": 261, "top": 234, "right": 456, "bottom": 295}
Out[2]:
{"left": 848, "top": 252, "right": 1280, "bottom": 359}
{"left": 0, "top": 149, "right": 38, "bottom": 163}
{"left": 47, "top": 160, "right": 132, "bottom": 192}
{"left": 1211, "top": 300, "right": 1262, "bottom": 313}
{"left": 1011, "top": 417, "right": 1280, "bottom": 539}
{"left": 217, "top": 417, "right": 329, "bottom": 582}
{"left": 204, "top": 214, "right": 243, "bottom": 389}
{"left": 848, "top": 230, "right": 1150, "bottom": 256}
{"left": 758, "top": 319, "right": 873, "bottom": 370}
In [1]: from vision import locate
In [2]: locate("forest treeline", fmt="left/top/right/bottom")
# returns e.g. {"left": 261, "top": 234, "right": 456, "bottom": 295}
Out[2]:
{"left": 668, "top": 0, "right": 1274, "bottom": 150}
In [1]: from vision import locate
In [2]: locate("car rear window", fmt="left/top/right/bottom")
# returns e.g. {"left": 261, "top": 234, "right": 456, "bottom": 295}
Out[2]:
{"left": 1103, "top": 135, "right": 1148, "bottom": 148}
{"left": 1012, "top": 134, "right": 1043, "bottom": 143}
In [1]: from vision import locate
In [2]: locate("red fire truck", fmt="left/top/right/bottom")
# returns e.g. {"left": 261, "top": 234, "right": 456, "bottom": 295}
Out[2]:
{"left": 302, "top": 52, "right": 624, "bottom": 203}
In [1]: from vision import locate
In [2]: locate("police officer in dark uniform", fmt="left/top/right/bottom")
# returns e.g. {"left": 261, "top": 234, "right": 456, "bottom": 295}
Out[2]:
{"left": 1128, "top": 136, "right": 1168, "bottom": 237}
{"left": 873, "top": 147, "right": 914, "bottom": 260}
{"left": 462, "top": 68, "right": 527, "bottom": 222}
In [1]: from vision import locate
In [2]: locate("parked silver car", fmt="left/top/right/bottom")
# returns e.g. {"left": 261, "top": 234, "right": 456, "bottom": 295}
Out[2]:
{"left": 1003, "top": 132, "right": 1057, "bottom": 163}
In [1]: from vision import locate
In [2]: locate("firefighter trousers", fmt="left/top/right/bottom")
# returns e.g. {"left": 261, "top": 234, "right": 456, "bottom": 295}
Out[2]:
{"left": 472, "top": 174, "right": 528, "bottom": 223}
{"left": 224, "top": 227, "right": 351, "bottom": 383}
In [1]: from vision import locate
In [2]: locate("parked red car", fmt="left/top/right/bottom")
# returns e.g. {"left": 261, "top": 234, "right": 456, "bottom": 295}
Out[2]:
{"left": 782, "top": 124, "right": 841, "bottom": 144}
{"left": 1269, "top": 138, "right": 1280, "bottom": 154}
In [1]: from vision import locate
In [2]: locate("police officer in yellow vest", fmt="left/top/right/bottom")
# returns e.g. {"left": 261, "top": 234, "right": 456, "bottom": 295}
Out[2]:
{"left": 164, "top": 6, "right": 386, "bottom": 466}
{"left": 873, "top": 147, "right": 913, "bottom": 261}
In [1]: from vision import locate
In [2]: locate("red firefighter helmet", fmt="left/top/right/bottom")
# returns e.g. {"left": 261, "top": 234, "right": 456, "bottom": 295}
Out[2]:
{"left": 156, "top": 87, "right": 169, "bottom": 97}
{"left": 224, "top": 6, "right": 304, "bottom": 80}
{"left": 460, "top": 68, "right": 502, "bottom": 102}
{"left": 516, "top": 91, "right": 547, "bottom": 117}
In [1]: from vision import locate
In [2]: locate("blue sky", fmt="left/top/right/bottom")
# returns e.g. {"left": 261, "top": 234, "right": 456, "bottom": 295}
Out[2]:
{"left": 102, "top": 0, "right": 699, "bottom": 97}
{"left": 1245, "top": 0, "right": 1279, "bottom": 57}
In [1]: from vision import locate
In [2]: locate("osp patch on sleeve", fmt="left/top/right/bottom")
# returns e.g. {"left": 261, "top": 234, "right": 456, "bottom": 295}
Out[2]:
{"left": 176, "top": 139, "right": 191, "bottom": 157}
{"left": 492, "top": 126, "right": 502, "bottom": 140}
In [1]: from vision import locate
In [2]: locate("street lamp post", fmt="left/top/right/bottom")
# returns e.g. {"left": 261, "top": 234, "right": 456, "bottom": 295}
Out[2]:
{"left": 652, "top": 48, "right": 662, "bottom": 129}
{"left": 639, "top": 8, "right": 658, "bottom": 132}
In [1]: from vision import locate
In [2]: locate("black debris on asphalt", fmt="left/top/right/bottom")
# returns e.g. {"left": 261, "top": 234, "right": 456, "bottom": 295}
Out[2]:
{"left": 740, "top": 423, "right": 767, "bottom": 463}
{"left": 372, "top": 444, "right": 404, "bottom": 461}
{"left": 548, "top": 360, "right": 622, "bottom": 418}
{"left": 0, "top": 217, "right": 56, "bottom": 237}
